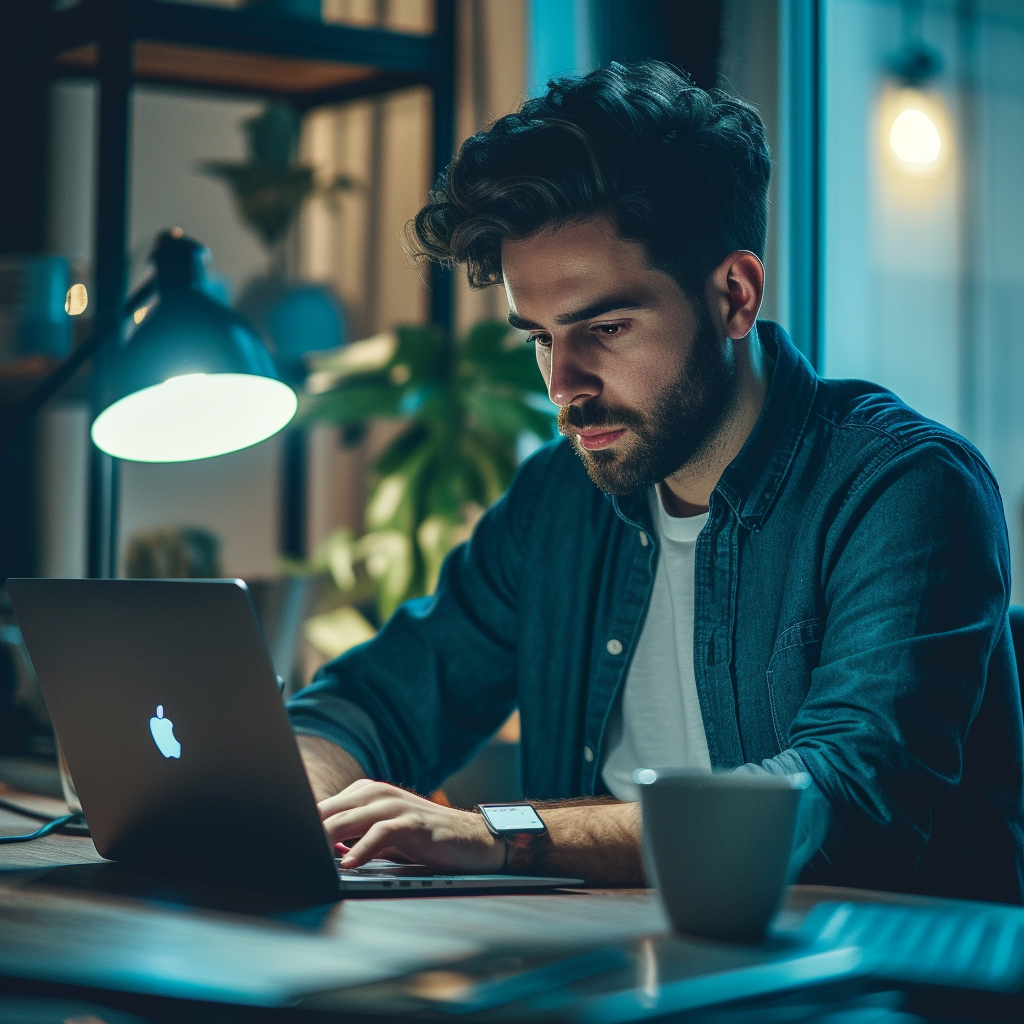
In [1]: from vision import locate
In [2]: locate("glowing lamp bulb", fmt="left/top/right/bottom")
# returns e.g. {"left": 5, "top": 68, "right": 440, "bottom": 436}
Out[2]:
{"left": 889, "top": 107, "right": 942, "bottom": 165}
{"left": 65, "top": 283, "right": 88, "bottom": 316}
{"left": 91, "top": 372, "right": 297, "bottom": 462}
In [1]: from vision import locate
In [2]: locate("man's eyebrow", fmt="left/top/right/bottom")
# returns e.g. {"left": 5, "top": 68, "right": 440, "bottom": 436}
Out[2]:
{"left": 508, "top": 311, "right": 542, "bottom": 331}
{"left": 507, "top": 297, "right": 644, "bottom": 332}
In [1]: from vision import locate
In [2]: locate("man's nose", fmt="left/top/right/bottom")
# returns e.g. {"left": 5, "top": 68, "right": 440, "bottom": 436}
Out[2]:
{"left": 547, "top": 338, "right": 601, "bottom": 407}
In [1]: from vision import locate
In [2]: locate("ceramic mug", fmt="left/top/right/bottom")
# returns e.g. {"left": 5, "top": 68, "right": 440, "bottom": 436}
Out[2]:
{"left": 636, "top": 767, "right": 809, "bottom": 941}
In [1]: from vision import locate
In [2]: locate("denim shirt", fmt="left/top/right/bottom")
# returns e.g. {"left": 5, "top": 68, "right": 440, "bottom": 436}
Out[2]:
{"left": 289, "top": 321, "right": 1024, "bottom": 903}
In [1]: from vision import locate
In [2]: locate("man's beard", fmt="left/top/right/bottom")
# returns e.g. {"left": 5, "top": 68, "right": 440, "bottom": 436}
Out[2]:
{"left": 557, "top": 301, "right": 737, "bottom": 495}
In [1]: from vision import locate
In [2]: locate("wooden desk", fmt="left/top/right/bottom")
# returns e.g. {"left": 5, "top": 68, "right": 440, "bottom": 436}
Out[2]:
{"left": 1, "top": 790, "right": 666, "bottom": 1004}
{"left": 0, "top": 788, "right": 990, "bottom": 1023}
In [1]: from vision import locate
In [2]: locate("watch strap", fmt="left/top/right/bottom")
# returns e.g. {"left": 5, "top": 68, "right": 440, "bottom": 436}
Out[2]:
{"left": 476, "top": 804, "right": 550, "bottom": 874}
{"left": 503, "top": 827, "right": 551, "bottom": 874}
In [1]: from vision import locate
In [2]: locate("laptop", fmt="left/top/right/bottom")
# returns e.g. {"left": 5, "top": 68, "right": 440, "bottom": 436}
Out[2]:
{"left": 7, "top": 578, "right": 582, "bottom": 899}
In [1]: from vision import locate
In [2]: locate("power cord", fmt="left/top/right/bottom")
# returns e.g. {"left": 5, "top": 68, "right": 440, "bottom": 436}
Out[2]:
{"left": 0, "top": 795, "right": 86, "bottom": 843}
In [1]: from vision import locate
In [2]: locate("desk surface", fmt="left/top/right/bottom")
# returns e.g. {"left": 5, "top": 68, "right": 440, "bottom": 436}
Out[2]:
{"left": 0, "top": 786, "right": 975, "bottom": 1022}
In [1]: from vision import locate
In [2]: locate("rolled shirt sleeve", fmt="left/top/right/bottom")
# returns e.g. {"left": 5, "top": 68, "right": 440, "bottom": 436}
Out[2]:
{"left": 733, "top": 749, "right": 831, "bottom": 880}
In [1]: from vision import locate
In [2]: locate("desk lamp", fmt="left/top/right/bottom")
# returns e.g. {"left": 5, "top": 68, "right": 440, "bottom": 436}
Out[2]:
{"left": 2, "top": 230, "right": 297, "bottom": 464}
{"left": 91, "top": 231, "right": 297, "bottom": 462}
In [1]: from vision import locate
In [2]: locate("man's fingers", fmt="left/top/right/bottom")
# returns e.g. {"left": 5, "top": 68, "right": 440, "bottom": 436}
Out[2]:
{"left": 317, "top": 779, "right": 398, "bottom": 819}
{"left": 322, "top": 799, "right": 412, "bottom": 843}
{"left": 340, "top": 818, "right": 412, "bottom": 867}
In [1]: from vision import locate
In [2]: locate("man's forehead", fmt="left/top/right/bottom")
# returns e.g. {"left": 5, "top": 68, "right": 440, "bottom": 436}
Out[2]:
{"left": 503, "top": 223, "right": 647, "bottom": 299}
{"left": 501, "top": 222, "right": 667, "bottom": 327}
{"left": 501, "top": 214, "right": 635, "bottom": 265}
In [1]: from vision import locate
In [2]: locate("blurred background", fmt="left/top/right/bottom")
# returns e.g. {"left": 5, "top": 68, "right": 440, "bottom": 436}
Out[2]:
{"left": 0, "top": 0, "right": 1021, "bottom": 801}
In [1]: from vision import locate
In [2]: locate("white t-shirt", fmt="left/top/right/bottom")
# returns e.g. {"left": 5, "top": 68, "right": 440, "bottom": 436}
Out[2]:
{"left": 600, "top": 486, "right": 712, "bottom": 802}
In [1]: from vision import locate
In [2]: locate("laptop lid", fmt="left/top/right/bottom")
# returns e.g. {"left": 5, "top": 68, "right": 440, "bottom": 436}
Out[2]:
{"left": 7, "top": 578, "right": 339, "bottom": 898}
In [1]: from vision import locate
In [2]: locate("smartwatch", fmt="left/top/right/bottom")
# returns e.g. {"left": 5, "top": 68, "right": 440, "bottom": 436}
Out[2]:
{"left": 476, "top": 803, "right": 547, "bottom": 872}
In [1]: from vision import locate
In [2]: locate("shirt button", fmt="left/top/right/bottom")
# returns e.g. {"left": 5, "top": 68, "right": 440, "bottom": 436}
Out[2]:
{"left": 583, "top": 746, "right": 594, "bottom": 762}
{"left": 639, "top": 531, "right": 648, "bottom": 547}
{"left": 606, "top": 638, "right": 623, "bottom": 656}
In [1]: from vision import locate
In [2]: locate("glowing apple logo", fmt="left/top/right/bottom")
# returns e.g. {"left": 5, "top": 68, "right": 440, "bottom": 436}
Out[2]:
{"left": 149, "top": 705, "right": 181, "bottom": 759}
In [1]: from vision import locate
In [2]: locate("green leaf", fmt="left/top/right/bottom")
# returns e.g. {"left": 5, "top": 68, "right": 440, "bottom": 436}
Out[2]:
{"left": 422, "top": 446, "right": 469, "bottom": 522}
{"left": 300, "top": 384, "right": 404, "bottom": 425}
{"left": 417, "top": 515, "right": 475, "bottom": 595}
{"left": 309, "top": 334, "right": 397, "bottom": 380}
{"left": 467, "top": 353, "right": 548, "bottom": 396}
{"left": 304, "top": 605, "right": 377, "bottom": 660}
{"left": 459, "top": 320, "right": 547, "bottom": 394}
{"left": 465, "top": 389, "right": 557, "bottom": 442}
{"left": 393, "top": 323, "right": 448, "bottom": 382}
{"left": 374, "top": 424, "right": 430, "bottom": 477}
{"left": 369, "top": 437, "right": 439, "bottom": 534}
{"left": 355, "top": 531, "right": 415, "bottom": 619}
{"left": 461, "top": 432, "right": 517, "bottom": 504}
{"left": 460, "top": 319, "right": 516, "bottom": 360}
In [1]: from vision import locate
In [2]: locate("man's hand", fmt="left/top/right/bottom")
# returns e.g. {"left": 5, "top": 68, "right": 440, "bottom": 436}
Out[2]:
{"left": 319, "top": 779, "right": 505, "bottom": 873}
{"left": 296, "top": 736, "right": 646, "bottom": 884}
{"left": 317, "top": 777, "right": 645, "bottom": 885}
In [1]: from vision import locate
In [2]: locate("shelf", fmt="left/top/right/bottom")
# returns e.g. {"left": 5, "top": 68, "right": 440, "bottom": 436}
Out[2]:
{"left": 0, "top": 356, "right": 59, "bottom": 409}
{"left": 48, "top": 0, "right": 443, "bottom": 105}
{"left": 55, "top": 41, "right": 380, "bottom": 97}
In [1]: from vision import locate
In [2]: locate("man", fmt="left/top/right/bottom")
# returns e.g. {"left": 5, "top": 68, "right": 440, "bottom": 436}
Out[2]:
{"left": 288, "top": 62, "right": 1024, "bottom": 901}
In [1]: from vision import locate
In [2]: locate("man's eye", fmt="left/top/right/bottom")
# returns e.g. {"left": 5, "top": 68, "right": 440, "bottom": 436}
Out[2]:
{"left": 594, "top": 323, "right": 625, "bottom": 337}
{"left": 528, "top": 334, "right": 552, "bottom": 348}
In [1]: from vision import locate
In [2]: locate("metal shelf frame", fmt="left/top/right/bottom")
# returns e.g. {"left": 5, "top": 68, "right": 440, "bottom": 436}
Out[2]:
{"left": 27, "top": 0, "right": 457, "bottom": 579}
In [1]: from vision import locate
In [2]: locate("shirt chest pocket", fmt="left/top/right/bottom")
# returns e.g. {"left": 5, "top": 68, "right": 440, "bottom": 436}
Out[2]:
{"left": 766, "top": 618, "right": 823, "bottom": 751}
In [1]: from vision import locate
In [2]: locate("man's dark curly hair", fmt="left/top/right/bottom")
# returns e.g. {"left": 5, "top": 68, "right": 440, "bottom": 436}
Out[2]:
{"left": 408, "top": 61, "right": 771, "bottom": 297}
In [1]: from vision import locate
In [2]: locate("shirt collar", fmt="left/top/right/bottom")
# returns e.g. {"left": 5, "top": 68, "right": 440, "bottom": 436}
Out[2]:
{"left": 713, "top": 321, "right": 817, "bottom": 530}
{"left": 609, "top": 320, "right": 818, "bottom": 532}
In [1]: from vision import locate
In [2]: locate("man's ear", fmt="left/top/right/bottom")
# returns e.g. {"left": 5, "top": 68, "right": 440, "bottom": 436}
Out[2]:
{"left": 705, "top": 251, "right": 764, "bottom": 340}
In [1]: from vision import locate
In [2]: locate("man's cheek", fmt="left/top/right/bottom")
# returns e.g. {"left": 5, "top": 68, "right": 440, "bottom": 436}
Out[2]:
{"left": 536, "top": 350, "right": 550, "bottom": 380}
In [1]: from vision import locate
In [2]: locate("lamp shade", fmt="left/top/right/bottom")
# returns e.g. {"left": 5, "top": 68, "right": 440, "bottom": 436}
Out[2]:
{"left": 90, "top": 232, "right": 296, "bottom": 462}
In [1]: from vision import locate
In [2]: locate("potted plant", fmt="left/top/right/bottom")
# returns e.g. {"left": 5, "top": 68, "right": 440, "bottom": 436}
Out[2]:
{"left": 200, "top": 102, "right": 356, "bottom": 373}
{"left": 295, "top": 319, "right": 556, "bottom": 657}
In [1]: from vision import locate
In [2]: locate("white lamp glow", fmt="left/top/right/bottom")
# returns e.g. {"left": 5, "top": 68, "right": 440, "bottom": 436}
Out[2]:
{"left": 879, "top": 86, "right": 950, "bottom": 179}
{"left": 889, "top": 107, "right": 942, "bottom": 164}
{"left": 91, "top": 372, "right": 297, "bottom": 463}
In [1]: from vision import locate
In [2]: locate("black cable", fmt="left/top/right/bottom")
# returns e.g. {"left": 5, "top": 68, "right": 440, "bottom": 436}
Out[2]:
{"left": 0, "top": 796, "right": 86, "bottom": 842}
{"left": 0, "top": 812, "right": 84, "bottom": 844}
{"left": 0, "top": 795, "right": 58, "bottom": 821}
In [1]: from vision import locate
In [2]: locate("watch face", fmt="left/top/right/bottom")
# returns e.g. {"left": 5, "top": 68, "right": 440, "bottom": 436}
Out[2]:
{"left": 480, "top": 804, "right": 546, "bottom": 833}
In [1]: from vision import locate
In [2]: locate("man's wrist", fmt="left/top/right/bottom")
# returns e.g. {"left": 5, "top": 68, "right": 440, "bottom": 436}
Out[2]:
{"left": 503, "top": 829, "right": 553, "bottom": 874}
{"left": 296, "top": 734, "right": 364, "bottom": 801}
{"left": 467, "top": 809, "right": 509, "bottom": 871}
{"left": 475, "top": 803, "right": 552, "bottom": 874}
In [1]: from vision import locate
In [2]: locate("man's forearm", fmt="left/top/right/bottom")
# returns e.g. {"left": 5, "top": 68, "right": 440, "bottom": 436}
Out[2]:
{"left": 297, "top": 734, "right": 365, "bottom": 801}
{"left": 519, "top": 798, "right": 645, "bottom": 887}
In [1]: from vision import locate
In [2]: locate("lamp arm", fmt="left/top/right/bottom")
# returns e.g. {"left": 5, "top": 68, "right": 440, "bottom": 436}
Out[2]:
{"left": 1, "top": 276, "right": 158, "bottom": 450}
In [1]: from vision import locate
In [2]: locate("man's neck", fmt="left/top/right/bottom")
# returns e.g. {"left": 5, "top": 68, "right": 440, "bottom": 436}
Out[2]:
{"left": 659, "top": 326, "right": 770, "bottom": 518}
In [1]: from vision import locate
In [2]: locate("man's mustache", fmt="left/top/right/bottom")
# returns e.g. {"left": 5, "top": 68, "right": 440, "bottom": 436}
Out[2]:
{"left": 557, "top": 402, "right": 644, "bottom": 434}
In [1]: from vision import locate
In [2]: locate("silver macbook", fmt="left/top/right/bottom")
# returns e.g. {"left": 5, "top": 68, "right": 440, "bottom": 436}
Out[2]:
{"left": 7, "top": 578, "right": 581, "bottom": 899}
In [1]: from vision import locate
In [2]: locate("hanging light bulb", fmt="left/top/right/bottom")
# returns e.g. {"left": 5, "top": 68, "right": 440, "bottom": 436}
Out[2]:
{"left": 881, "top": 42, "right": 948, "bottom": 177}
{"left": 888, "top": 93, "right": 943, "bottom": 166}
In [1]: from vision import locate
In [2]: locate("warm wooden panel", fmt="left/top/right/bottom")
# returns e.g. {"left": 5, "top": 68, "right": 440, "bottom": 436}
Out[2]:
{"left": 55, "top": 40, "right": 380, "bottom": 95}
{"left": 0, "top": 355, "right": 59, "bottom": 408}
